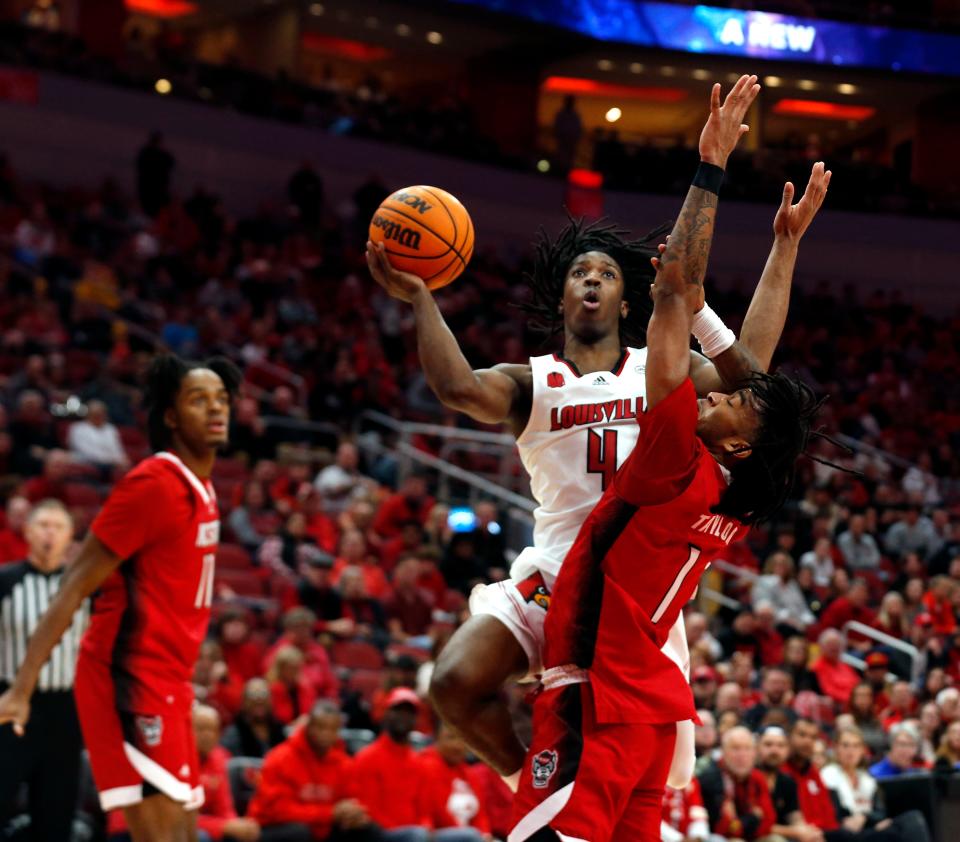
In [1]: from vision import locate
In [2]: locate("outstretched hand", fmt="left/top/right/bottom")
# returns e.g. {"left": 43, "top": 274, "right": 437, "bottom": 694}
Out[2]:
{"left": 699, "top": 74, "right": 761, "bottom": 169}
{"left": 774, "top": 161, "right": 832, "bottom": 243}
{"left": 0, "top": 688, "right": 29, "bottom": 737}
{"left": 365, "top": 240, "right": 428, "bottom": 303}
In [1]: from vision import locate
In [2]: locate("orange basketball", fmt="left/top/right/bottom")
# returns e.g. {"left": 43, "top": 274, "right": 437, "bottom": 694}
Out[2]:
{"left": 369, "top": 185, "right": 474, "bottom": 290}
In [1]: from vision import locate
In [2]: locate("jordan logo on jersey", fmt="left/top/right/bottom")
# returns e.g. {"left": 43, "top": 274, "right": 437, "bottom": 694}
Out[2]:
{"left": 549, "top": 397, "right": 644, "bottom": 431}
{"left": 691, "top": 513, "right": 740, "bottom": 546}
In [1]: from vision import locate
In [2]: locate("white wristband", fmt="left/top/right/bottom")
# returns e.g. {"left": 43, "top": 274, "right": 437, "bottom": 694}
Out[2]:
{"left": 691, "top": 302, "right": 736, "bottom": 358}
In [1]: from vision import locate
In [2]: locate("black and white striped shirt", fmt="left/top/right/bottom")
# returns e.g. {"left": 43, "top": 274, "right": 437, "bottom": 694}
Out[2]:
{"left": 0, "top": 561, "right": 90, "bottom": 691}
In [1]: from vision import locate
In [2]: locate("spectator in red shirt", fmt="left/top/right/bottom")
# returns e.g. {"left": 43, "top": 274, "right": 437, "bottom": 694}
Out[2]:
{"left": 464, "top": 764, "right": 512, "bottom": 842}
{"left": 268, "top": 645, "right": 318, "bottom": 727}
{"left": 753, "top": 601, "right": 786, "bottom": 666}
{"left": 0, "top": 496, "right": 30, "bottom": 563}
{"left": 269, "top": 458, "right": 314, "bottom": 516}
{"left": 263, "top": 608, "right": 339, "bottom": 700}
{"left": 418, "top": 723, "right": 491, "bottom": 839}
{"left": 818, "top": 579, "right": 878, "bottom": 652}
{"left": 303, "top": 490, "right": 339, "bottom": 555}
{"left": 415, "top": 547, "right": 448, "bottom": 609}
{"left": 193, "top": 705, "right": 262, "bottom": 841}
{"left": 332, "top": 530, "right": 390, "bottom": 601}
{"left": 660, "top": 778, "right": 709, "bottom": 842}
{"left": 921, "top": 576, "right": 957, "bottom": 636}
{"left": 372, "top": 475, "right": 434, "bottom": 539}
{"left": 862, "top": 652, "right": 892, "bottom": 713}
{"left": 369, "top": 656, "right": 433, "bottom": 736}
{"left": 19, "top": 449, "right": 72, "bottom": 504}
{"left": 247, "top": 701, "right": 373, "bottom": 841}
{"left": 698, "top": 726, "right": 776, "bottom": 840}
{"left": 880, "top": 681, "right": 917, "bottom": 732}
{"left": 384, "top": 557, "right": 435, "bottom": 648}
{"left": 338, "top": 566, "right": 388, "bottom": 648}
{"left": 352, "top": 688, "right": 431, "bottom": 837}
{"left": 193, "top": 640, "right": 244, "bottom": 722}
{"left": 216, "top": 607, "right": 266, "bottom": 684}
{"left": 785, "top": 719, "right": 839, "bottom": 833}
{"left": 381, "top": 522, "right": 425, "bottom": 574}
{"left": 811, "top": 629, "right": 860, "bottom": 707}
{"left": 691, "top": 666, "right": 719, "bottom": 711}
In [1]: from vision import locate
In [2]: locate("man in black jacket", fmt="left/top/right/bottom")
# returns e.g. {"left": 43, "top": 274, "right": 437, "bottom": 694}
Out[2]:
{"left": 757, "top": 725, "right": 825, "bottom": 842}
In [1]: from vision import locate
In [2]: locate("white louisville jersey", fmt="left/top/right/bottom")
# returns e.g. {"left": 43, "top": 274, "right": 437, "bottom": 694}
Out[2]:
{"left": 513, "top": 346, "right": 648, "bottom": 586}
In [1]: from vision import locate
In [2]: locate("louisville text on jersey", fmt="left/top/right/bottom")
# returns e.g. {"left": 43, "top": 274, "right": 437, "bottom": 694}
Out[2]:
{"left": 549, "top": 397, "right": 644, "bottom": 431}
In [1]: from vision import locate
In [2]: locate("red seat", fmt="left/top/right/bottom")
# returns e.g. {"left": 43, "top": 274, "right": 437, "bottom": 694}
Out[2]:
{"left": 331, "top": 640, "right": 384, "bottom": 670}
{"left": 118, "top": 426, "right": 148, "bottom": 449}
{"left": 346, "top": 669, "right": 384, "bottom": 704}
{"left": 213, "top": 458, "right": 249, "bottom": 481}
{"left": 215, "top": 569, "right": 266, "bottom": 598}
{"left": 443, "top": 589, "right": 467, "bottom": 613}
{"left": 63, "top": 483, "right": 103, "bottom": 507}
{"left": 217, "top": 543, "right": 253, "bottom": 570}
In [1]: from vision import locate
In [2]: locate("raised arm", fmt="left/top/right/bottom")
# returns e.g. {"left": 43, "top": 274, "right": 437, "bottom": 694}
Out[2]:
{"left": 647, "top": 75, "right": 760, "bottom": 409}
{"left": 689, "top": 161, "right": 830, "bottom": 391}
{"left": 366, "top": 242, "right": 530, "bottom": 429}
{"left": 739, "top": 160, "right": 831, "bottom": 370}
{"left": 0, "top": 534, "right": 121, "bottom": 733}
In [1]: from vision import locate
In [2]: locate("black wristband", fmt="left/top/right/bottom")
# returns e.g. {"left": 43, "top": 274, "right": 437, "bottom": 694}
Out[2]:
{"left": 692, "top": 161, "right": 724, "bottom": 195}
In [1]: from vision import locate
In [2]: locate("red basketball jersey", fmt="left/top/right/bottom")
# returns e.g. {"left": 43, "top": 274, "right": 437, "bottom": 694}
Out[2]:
{"left": 81, "top": 452, "right": 220, "bottom": 712}
{"left": 544, "top": 379, "right": 747, "bottom": 725}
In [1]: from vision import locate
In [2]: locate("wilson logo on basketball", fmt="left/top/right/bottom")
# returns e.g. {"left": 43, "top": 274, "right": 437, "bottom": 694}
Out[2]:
{"left": 391, "top": 191, "right": 433, "bottom": 214}
{"left": 371, "top": 213, "right": 422, "bottom": 250}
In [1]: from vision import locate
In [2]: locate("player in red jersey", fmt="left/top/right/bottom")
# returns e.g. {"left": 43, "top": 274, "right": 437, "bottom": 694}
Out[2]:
{"left": 509, "top": 130, "right": 828, "bottom": 842}
{"left": 0, "top": 354, "right": 241, "bottom": 842}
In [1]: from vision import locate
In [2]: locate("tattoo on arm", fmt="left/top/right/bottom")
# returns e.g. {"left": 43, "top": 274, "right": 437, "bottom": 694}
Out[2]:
{"left": 660, "top": 186, "right": 719, "bottom": 289}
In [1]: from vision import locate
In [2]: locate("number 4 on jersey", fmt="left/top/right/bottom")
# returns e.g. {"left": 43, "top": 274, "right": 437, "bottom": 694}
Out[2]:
{"left": 587, "top": 429, "right": 619, "bottom": 490}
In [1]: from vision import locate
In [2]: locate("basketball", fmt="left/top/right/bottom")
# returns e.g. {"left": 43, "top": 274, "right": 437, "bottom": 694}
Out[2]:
{"left": 368, "top": 185, "right": 474, "bottom": 290}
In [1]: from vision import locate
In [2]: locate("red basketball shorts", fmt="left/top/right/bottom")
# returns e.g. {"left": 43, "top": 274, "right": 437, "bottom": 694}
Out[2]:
{"left": 509, "top": 679, "right": 677, "bottom": 842}
{"left": 74, "top": 653, "right": 202, "bottom": 811}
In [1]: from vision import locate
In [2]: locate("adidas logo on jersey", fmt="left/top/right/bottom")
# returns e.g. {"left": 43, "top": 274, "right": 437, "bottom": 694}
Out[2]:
{"left": 592, "top": 375, "right": 607, "bottom": 385}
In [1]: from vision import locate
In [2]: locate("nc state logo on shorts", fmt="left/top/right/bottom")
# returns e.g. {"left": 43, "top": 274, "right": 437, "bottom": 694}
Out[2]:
{"left": 532, "top": 749, "right": 558, "bottom": 789}
{"left": 135, "top": 715, "right": 164, "bottom": 748}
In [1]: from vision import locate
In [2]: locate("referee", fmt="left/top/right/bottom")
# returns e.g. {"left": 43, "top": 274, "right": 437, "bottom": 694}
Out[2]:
{"left": 0, "top": 499, "right": 90, "bottom": 841}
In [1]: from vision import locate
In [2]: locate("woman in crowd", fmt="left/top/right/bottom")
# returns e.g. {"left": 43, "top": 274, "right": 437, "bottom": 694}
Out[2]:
{"left": 820, "top": 726, "right": 929, "bottom": 842}
{"left": 934, "top": 719, "right": 960, "bottom": 774}
{"left": 848, "top": 683, "right": 888, "bottom": 759}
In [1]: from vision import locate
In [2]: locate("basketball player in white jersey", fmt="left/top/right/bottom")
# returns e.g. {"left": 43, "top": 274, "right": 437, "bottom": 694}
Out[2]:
{"left": 366, "top": 74, "right": 830, "bottom": 789}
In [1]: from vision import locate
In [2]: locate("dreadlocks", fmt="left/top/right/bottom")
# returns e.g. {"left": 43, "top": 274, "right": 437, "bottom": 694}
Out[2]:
{"left": 713, "top": 371, "right": 831, "bottom": 525}
{"left": 520, "top": 216, "right": 672, "bottom": 347}
{"left": 144, "top": 353, "right": 242, "bottom": 451}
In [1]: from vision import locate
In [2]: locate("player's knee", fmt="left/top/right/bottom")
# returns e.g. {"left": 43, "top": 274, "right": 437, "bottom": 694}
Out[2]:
{"left": 429, "top": 656, "right": 477, "bottom": 723}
